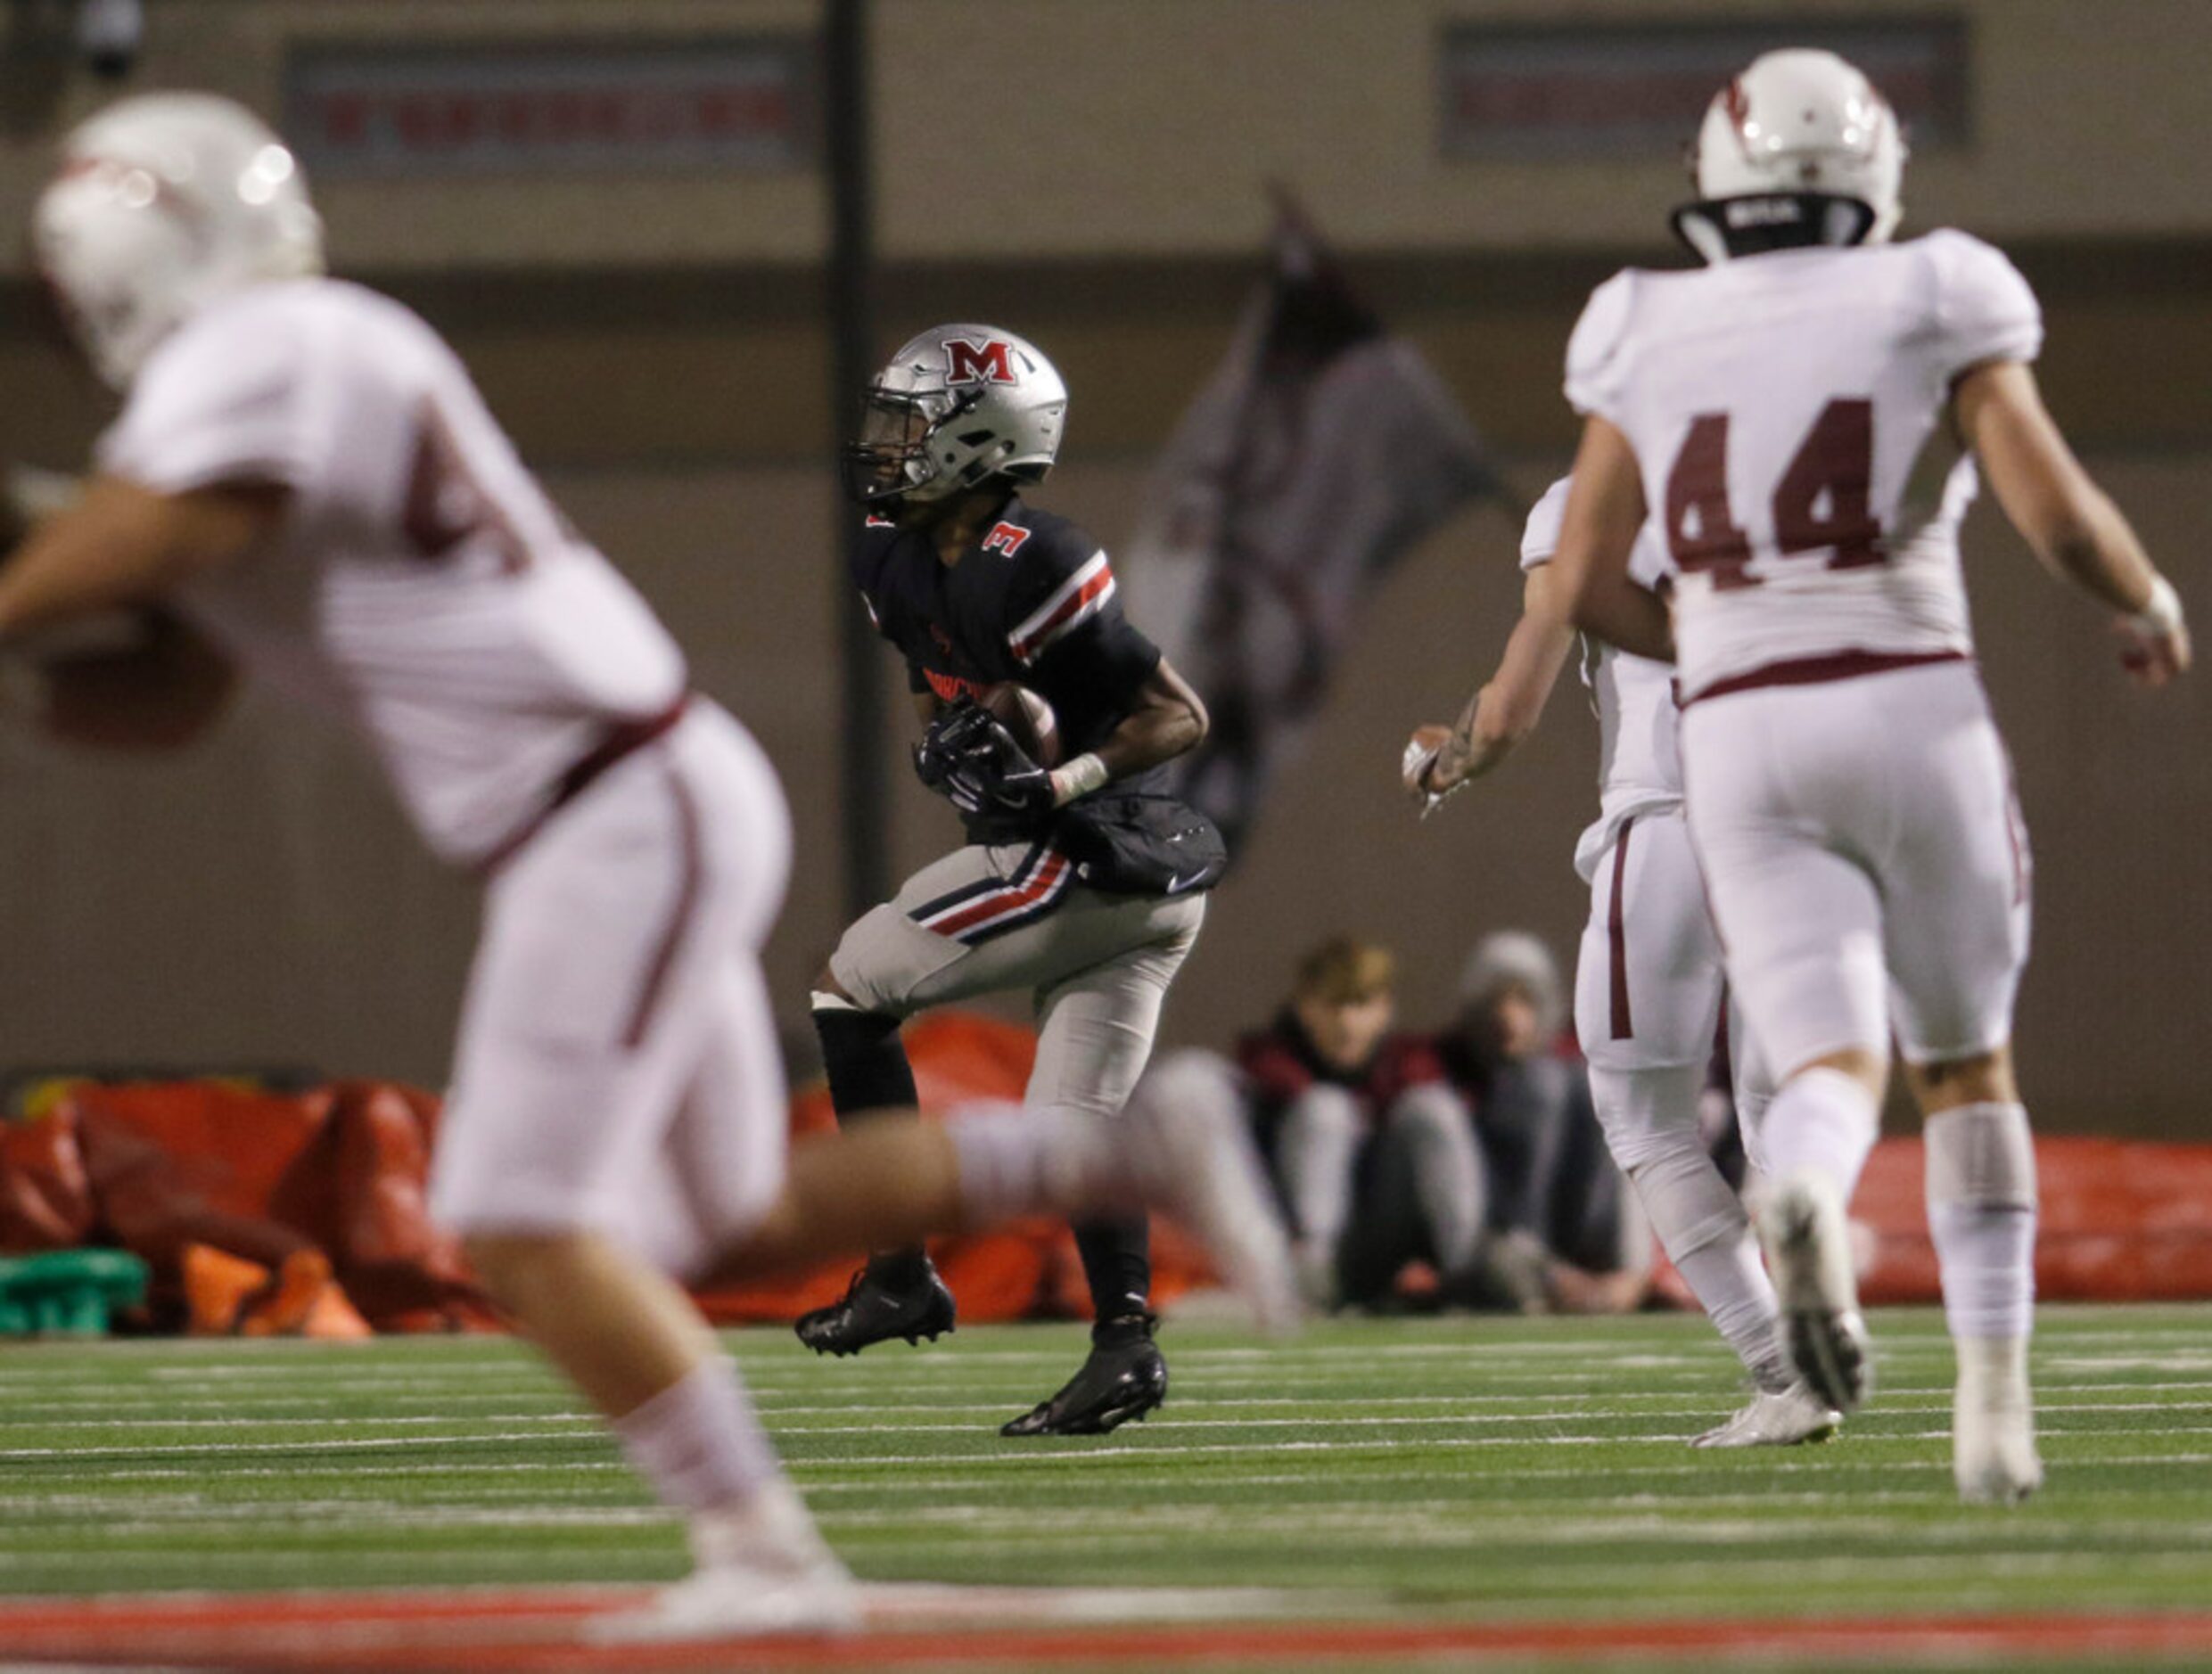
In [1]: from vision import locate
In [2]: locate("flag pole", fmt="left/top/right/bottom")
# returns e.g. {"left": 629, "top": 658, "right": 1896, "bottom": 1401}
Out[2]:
{"left": 826, "top": 0, "right": 889, "bottom": 919}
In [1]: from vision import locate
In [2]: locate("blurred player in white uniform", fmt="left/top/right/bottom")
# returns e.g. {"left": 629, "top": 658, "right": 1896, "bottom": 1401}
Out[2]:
{"left": 1406, "top": 481, "right": 1836, "bottom": 1448}
{"left": 1546, "top": 51, "right": 2189, "bottom": 1503}
{"left": 1, "top": 94, "right": 1294, "bottom": 1634}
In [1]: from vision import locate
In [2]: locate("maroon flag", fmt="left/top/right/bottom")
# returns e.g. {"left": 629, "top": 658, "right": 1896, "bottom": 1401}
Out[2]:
{"left": 1124, "top": 205, "right": 1509, "bottom": 855}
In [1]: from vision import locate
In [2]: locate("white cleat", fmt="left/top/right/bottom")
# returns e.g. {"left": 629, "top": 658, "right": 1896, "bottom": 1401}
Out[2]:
{"left": 1756, "top": 1169, "right": 1872, "bottom": 1415}
{"left": 588, "top": 1482, "right": 860, "bottom": 1643}
{"left": 1126, "top": 1080, "right": 1302, "bottom": 1336}
{"left": 1953, "top": 1337, "right": 2043, "bottom": 1506}
{"left": 1691, "top": 1380, "right": 1843, "bottom": 1448}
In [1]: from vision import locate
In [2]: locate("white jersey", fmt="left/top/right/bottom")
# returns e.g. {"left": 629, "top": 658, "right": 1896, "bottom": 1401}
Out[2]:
{"left": 98, "top": 279, "right": 687, "bottom": 866}
{"left": 1564, "top": 231, "right": 2041, "bottom": 702}
{"left": 1519, "top": 477, "right": 1681, "bottom": 881}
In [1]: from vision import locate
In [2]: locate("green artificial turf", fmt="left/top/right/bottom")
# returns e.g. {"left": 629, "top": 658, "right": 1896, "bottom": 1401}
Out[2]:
{"left": 1, "top": 1303, "right": 2208, "bottom": 1663}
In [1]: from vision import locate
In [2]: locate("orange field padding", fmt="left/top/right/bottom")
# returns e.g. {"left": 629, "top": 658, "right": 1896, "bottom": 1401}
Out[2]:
{"left": 1854, "top": 1134, "right": 2212, "bottom": 1303}
{"left": 11, "top": 1029, "right": 2212, "bottom": 1330}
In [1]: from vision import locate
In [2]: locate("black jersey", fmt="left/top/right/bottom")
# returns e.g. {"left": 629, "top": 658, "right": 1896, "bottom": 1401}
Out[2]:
{"left": 851, "top": 495, "right": 1224, "bottom": 891}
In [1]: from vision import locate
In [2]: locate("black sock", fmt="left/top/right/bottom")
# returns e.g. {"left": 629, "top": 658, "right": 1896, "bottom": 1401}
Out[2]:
{"left": 814, "top": 1006, "right": 927, "bottom": 1283}
{"left": 1074, "top": 1218, "right": 1152, "bottom": 1335}
{"left": 813, "top": 1007, "right": 917, "bottom": 1121}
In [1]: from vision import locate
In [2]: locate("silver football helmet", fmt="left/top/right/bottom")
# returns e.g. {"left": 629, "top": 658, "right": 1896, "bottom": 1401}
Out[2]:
{"left": 33, "top": 93, "right": 325, "bottom": 390}
{"left": 843, "top": 324, "right": 1068, "bottom": 509}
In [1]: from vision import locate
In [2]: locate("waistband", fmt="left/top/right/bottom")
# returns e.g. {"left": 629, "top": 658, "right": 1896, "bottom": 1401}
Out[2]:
{"left": 1683, "top": 648, "right": 1968, "bottom": 708}
{"left": 474, "top": 695, "right": 691, "bottom": 875}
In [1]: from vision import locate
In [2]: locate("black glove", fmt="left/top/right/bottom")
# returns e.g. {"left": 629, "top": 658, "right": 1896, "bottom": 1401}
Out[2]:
{"left": 915, "top": 702, "right": 1055, "bottom": 819}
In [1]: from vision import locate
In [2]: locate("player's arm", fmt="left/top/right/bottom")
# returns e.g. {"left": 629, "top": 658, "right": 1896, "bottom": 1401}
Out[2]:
{"left": 1953, "top": 360, "right": 2189, "bottom": 685}
{"left": 1072, "top": 652, "right": 1207, "bottom": 792}
{"left": 1007, "top": 538, "right": 1205, "bottom": 807}
{"left": 1550, "top": 417, "right": 1673, "bottom": 663}
{"left": 0, "top": 478, "right": 275, "bottom": 749}
{"left": 1406, "top": 565, "right": 1577, "bottom": 805}
{"left": 0, "top": 475, "right": 282, "bottom": 644}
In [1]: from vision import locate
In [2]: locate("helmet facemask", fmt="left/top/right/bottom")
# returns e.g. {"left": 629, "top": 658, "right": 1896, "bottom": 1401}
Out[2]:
{"left": 842, "top": 383, "right": 986, "bottom": 509}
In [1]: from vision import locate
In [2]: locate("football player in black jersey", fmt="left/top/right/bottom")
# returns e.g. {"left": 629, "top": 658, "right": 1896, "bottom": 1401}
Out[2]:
{"left": 803, "top": 323, "right": 1229, "bottom": 1435}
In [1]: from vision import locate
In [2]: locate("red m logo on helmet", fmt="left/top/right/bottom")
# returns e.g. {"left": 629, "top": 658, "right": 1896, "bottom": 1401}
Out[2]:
{"left": 943, "top": 337, "right": 1016, "bottom": 386}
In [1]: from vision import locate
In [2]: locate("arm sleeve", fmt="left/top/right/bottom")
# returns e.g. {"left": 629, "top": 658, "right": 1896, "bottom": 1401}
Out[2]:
{"left": 1563, "top": 271, "right": 1640, "bottom": 423}
{"left": 1006, "top": 542, "right": 1160, "bottom": 702}
{"left": 96, "top": 309, "right": 313, "bottom": 495}
{"left": 1927, "top": 230, "right": 2043, "bottom": 379}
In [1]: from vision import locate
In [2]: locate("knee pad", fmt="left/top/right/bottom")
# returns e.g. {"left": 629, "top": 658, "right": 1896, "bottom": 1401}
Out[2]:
{"left": 1925, "top": 1103, "right": 2037, "bottom": 1211}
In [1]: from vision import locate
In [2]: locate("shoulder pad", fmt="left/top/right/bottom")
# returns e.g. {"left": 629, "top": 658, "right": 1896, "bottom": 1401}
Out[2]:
{"left": 1564, "top": 269, "right": 1640, "bottom": 419}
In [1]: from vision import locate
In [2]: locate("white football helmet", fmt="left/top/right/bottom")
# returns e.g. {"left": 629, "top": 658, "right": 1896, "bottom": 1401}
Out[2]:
{"left": 33, "top": 93, "right": 325, "bottom": 390}
{"left": 843, "top": 324, "right": 1068, "bottom": 509}
{"left": 1675, "top": 49, "right": 1906, "bottom": 264}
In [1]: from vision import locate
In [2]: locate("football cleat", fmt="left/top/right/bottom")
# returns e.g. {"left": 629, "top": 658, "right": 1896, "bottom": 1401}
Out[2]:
{"left": 589, "top": 1482, "right": 859, "bottom": 1643}
{"left": 1756, "top": 1169, "right": 1873, "bottom": 1415}
{"left": 793, "top": 1256, "right": 956, "bottom": 1358}
{"left": 1691, "top": 1379, "right": 1843, "bottom": 1448}
{"left": 1000, "top": 1315, "right": 1167, "bottom": 1437}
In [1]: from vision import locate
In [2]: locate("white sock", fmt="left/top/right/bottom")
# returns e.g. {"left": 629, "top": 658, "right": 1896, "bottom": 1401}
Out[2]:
{"left": 1926, "top": 1102, "right": 2037, "bottom": 1344}
{"left": 1761, "top": 1066, "right": 1881, "bottom": 1202}
{"left": 1677, "top": 1229, "right": 1792, "bottom": 1391}
{"left": 1592, "top": 1066, "right": 1788, "bottom": 1390}
{"left": 611, "top": 1358, "right": 781, "bottom": 1514}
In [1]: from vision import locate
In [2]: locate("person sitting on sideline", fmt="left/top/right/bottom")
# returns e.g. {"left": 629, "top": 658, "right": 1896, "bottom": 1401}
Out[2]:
{"left": 1147, "top": 937, "right": 1492, "bottom": 1310}
{"left": 1433, "top": 932, "right": 1653, "bottom": 1313}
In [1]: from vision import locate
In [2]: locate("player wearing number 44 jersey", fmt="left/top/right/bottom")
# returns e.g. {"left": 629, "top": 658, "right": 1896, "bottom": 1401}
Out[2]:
{"left": 3, "top": 94, "right": 1293, "bottom": 1640}
{"left": 805, "top": 324, "right": 1233, "bottom": 1437}
{"left": 1407, "top": 480, "right": 1836, "bottom": 1450}
{"left": 1546, "top": 50, "right": 2189, "bottom": 1504}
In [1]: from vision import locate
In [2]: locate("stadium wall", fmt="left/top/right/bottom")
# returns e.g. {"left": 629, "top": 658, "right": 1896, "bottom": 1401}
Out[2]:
{"left": 0, "top": 1, "right": 2206, "bottom": 1134}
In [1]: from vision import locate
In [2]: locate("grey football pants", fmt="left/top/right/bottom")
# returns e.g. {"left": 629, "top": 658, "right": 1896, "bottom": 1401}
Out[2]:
{"left": 827, "top": 841, "right": 1205, "bottom": 1116}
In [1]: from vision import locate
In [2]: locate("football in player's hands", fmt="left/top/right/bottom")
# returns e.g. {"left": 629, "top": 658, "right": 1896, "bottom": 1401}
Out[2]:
{"left": 1402, "top": 724, "right": 1453, "bottom": 797}
{"left": 916, "top": 699, "right": 1057, "bottom": 818}
{"left": 980, "top": 682, "right": 1061, "bottom": 768}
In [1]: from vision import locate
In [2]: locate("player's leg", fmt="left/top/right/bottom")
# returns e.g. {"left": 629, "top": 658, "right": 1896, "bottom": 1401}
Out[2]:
{"left": 999, "top": 897, "right": 1203, "bottom": 1436}
{"left": 1880, "top": 666, "right": 2040, "bottom": 1504}
{"left": 434, "top": 710, "right": 854, "bottom": 1638}
{"left": 794, "top": 845, "right": 1014, "bottom": 1355}
{"left": 1682, "top": 693, "right": 1895, "bottom": 1415}
{"left": 589, "top": 954, "right": 861, "bottom": 1641}
{"left": 1572, "top": 813, "right": 1825, "bottom": 1441}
